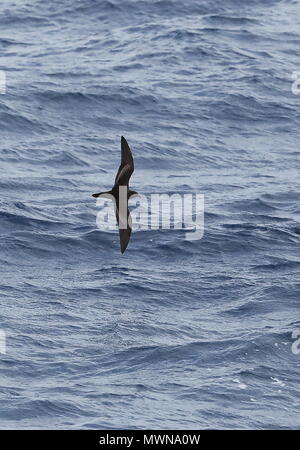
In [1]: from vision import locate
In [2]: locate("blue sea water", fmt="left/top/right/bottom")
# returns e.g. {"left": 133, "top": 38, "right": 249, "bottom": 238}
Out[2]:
{"left": 0, "top": 0, "right": 300, "bottom": 429}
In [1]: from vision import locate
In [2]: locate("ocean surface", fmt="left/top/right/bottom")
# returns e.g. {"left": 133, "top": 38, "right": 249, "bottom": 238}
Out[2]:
{"left": 0, "top": 0, "right": 300, "bottom": 429}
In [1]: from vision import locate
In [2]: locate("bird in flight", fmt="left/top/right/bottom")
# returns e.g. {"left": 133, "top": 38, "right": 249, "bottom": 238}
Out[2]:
{"left": 92, "top": 136, "right": 138, "bottom": 253}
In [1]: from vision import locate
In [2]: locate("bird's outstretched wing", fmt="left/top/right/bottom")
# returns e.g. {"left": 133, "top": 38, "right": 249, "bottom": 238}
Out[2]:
{"left": 114, "top": 136, "right": 134, "bottom": 186}
{"left": 119, "top": 217, "right": 132, "bottom": 253}
{"left": 115, "top": 203, "right": 132, "bottom": 254}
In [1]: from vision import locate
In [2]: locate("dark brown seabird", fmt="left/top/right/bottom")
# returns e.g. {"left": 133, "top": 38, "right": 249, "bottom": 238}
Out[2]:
{"left": 92, "top": 136, "right": 138, "bottom": 254}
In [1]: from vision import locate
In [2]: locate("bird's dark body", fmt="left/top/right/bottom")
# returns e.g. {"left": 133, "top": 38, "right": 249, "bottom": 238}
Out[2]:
{"left": 110, "top": 186, "right": 137, "bottom": 201}
{"left": 92, "top": 136, "right": 138, "bottom": 253}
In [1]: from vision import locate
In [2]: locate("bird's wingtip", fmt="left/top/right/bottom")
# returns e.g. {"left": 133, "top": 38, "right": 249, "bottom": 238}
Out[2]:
{"left": 120, "top": 243, "right": 128, "bottom": 254}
